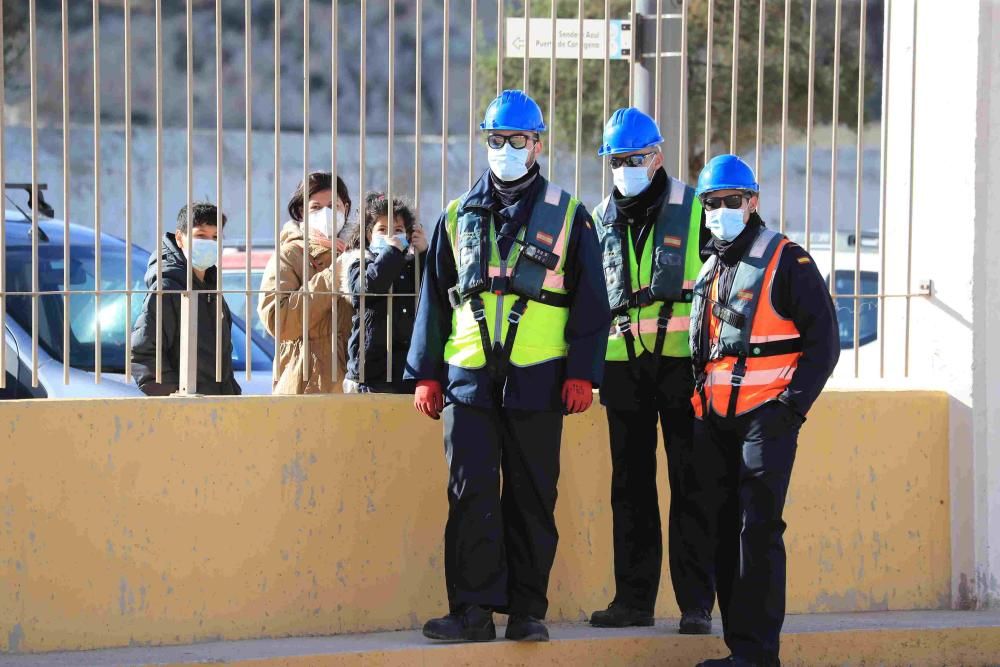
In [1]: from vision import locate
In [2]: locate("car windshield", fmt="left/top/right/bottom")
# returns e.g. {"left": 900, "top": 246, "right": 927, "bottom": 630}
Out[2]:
{"left": 5, "top": 244, "right": 146, "bottom": 373}
{"left": 221, "top": 270, "right": 270, "bottom": 342}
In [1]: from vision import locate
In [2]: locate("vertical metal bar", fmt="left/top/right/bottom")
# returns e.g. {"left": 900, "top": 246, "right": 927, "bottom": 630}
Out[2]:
{"left": 778, "top": 0, "right": 790, "bottom": 234}
{"left": 628, "top": 0, "right": 636, "bottom": 106}
{"left": 497, "top": 0, "right": 504, "bottom": 95}
{"left": 30, "top": 0, "right": 41, "bottom": 387}
{"left": 804, "top": 0, "right": 817, "bottom": 252}
{"left": 523, "top": 0, "right": 530, "bottom": 93}
{"left": 386, "top": 0, "right": 395, "bottom": 383}
{"left": 548, "top": 0, "right": 556, "bottom": 181}
{"left": 753, "top": 0, "right": 764, "bottom": 176}
{"left": 468, "top": 0, "right": 477, "bottom": 189}
{"left": 331, "top": 0, "right": 340, "bottom": 382}
{"left": 181, "top": 0, "right": 195, "bottom": 393}
{"left": 301, "top": 0, "right": 311, "bottom": 381}
{"left": 602, "top": 0, "right": 610, "bottom": 194}
{"left": 358, "top": 0, "right": 367, "bottom": 384}
{"left": 654, "top": 0, "right": 663, "bottom": 125}
{"left": 877, "top": 0, "right": 891, "bottom": 379}
{"left": 703, "top": 0, "right": 713, "bottom": 165}
{"left": 828, "top": 0, "right": 842, "bottom": 302}
{"left": 245, "top": 0, "right": 253, "bottom": 382}
{"left": 185, "top": 0, "right": 195, "bottom": 393}
{"left": 124, "top": 0, "right": 133, "bottom": 383}
{"left": 0, "top": 0, "right": 4, "bottom": 390}
{"left": 441, "top": 0, "right": 450, "bottom": 210}
{"left": 728, "top": 0, "right": 739, "bottom": 154}
{"left": 155, "top": 0, "right": 164, "bottom": 384}
{"left": 272, "top": 0, "right": 282, "bottom": 382}
{"left": 678, "top": 0, "right": 688, "bottom": 177}
{"left": 852, "top": 0, "right": 866, "bottom": 376}
{"left": 216, "top": 0, "right": 224, "bottom": 383}
{"left": 413, "top": 0, "right": 422, "bottom": 302}
{"left": 61, "top": 0, "right": 70, "bottom": 385}
{"left": 575, "top": 0, "right": 583, "bottom": 196}
{"left": 904, "top": 0, "right": 917, "bottom": 377}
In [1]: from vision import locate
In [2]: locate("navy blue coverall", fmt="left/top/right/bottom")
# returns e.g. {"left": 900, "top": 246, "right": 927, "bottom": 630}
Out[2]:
{"left": 405, "top": 169, "right": 610, "bottom": 619}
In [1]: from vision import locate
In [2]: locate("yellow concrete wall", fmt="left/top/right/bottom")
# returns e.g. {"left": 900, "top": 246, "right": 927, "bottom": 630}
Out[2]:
{"left": 0, "top": 390, "right": 950, "bottom": 653}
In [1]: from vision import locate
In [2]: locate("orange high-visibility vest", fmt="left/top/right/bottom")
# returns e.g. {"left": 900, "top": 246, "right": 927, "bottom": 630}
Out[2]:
{"left": 690, "top": 229, "right": 802, "bottom": 419}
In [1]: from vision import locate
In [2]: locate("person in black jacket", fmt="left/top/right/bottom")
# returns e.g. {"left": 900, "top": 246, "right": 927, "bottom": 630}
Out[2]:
{"left": 343, "top": 193, "right": 427, "bottom": 393}
{"left": 130, "top": 202, "right": 240, "bottom": 396}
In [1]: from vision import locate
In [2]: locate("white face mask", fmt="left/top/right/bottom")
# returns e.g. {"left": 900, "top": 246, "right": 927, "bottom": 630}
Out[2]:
{"left": 308, "top": 207, "right": 344, "bottom": 238}
{"left": 188, "top": 237, "right": 218, "bottom": 271}
{"left": 488, "top": 144, "right": 531, "bottom": 182}
{"left": 705, "top": 207, "right": 747, "bottom": 242}
{"left": 612, "top": 165, "right": 652, "bottom": 197}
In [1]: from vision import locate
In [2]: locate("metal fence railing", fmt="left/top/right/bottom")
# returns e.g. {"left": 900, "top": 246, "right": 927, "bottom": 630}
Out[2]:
{"left": 0, "top": 0, "right": 925, "bottom": 399}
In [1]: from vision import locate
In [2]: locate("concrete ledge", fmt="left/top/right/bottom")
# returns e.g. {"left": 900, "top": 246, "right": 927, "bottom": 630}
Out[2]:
{"left": 5, "top": 611, "right": 999, "bottom": 667}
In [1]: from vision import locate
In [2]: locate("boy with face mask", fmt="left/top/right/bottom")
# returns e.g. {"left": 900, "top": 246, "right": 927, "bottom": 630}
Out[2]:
{"left": 689, "top": 155, "right": 839, "bottom": 667}
{"left": 130, "top": 202, "right": 240, "bottom": 396}
{"left": 588, "top": 107, "right": 715, "bottom": 634}
{"left": 405, "top": 90, "right": 610, "bottom": 643}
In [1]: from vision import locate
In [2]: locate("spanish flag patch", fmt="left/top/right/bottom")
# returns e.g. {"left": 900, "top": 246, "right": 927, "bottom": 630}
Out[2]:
{"left": 536, "top": 231, "right": 554, "bottom": 246}
{"left": 798, "top": 256, "right": 811, "bottom": 265}
{"left": 737, "top": 289, "right": 754, "bottom": 301}
{"left": 663, "top": 235, "right": 683, "bottom": 248}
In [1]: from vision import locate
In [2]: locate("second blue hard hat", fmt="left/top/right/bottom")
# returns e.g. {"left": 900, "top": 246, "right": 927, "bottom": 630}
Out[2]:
{"left": 598, "top": 107, "right": 663, "bottom": 156}
{"left": 695, "top": 154, "right": 760, "bottom": 197}
{"left": 480, "top": 90, "right": 546, "bottom": 133}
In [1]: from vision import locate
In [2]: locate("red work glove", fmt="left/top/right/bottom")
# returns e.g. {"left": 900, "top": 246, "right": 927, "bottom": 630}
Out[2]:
{"left": 562, "top": 378, "right": 593, "bottom": 415}
{"left": 414, "top": 380, "right": 445, "bottom": 420}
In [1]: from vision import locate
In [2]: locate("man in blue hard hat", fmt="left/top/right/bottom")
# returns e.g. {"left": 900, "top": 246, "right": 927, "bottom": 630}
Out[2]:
{"left": 587, "top": 107, "right": 716, "bottom": 635}
{"left": 689, "top": 155, "right": 838, "bottom": 667}
{"left": 405, "top": 89, "right": 610, "bottom": 643}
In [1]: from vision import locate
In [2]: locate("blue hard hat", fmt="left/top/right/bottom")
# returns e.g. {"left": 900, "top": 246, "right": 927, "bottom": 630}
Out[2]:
{"left": 480, "top": 89, "right": 546, "bottom": 133}
{"left": 598, "top": 107, "right": 663, "bottom": 156}
{"left": 695, "top": 154, "right": 760, "bottom": 197}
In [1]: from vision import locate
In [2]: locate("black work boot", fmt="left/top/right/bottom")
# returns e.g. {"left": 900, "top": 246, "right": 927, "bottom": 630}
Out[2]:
{"left": 679, "top": 608, "right": 713, "bottom": 635}
{"left": 422, "top": 605, "right": 496, "bottom": 642}
{"left": 696, "top": 656, "right": 780, "bottom": 667}
{"left": 590, "top": 602, "right": 655, "bottom": 628}
{"left": 504, "top": 615, "right": 550, "bottom": 642}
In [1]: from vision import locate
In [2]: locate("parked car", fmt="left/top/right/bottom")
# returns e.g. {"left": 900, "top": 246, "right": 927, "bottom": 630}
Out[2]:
{"left": 1, "top": 210, "right": 275, "bottom": 398}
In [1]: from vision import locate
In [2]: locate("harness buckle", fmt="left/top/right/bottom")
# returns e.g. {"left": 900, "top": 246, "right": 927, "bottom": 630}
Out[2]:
{"left": 656, "top": 314, "right": 672, "bottom": 330}
{"left": 508, "top": 309, "right": 523, "bottom": 325}
{"left": 447, "top": 285, "right": 464, "bottom": 310}
{"left": 730, "top": 374, "right": 744, "bottom": 387}
{"left": 615, "top": 316, "right": 632, "bottom": 337}
{"left": 471, "top": 305, "right": 487, "bottom": 321}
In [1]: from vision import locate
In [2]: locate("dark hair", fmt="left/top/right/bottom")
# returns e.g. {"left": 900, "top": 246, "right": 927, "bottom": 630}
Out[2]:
{"left": 287, "top": 171, "right": 352, "bottom": 223}
{"left": 176, "top": 202, "right": 226, "bottom": 234}
{"left": 348, "top": 192, "right": 416, "bottom": 250}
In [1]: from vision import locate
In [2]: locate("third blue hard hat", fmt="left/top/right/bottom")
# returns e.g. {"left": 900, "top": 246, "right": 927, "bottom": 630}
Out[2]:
{"left": 598, "top": 107, "right": 663, "bottom": 156}
{"left": 480, "top": 90, "right": 546, "bottom": 133}
{"left": 695, "top": 154, "right": 760, "bottom": 197}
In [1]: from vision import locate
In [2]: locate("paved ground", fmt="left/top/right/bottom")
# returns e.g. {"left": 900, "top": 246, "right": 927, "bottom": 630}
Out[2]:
{"left": 2, "top": 610, "right": 999, "bottom": 666}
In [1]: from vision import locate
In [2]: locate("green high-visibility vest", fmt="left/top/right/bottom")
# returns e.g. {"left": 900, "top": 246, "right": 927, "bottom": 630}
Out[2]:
{"left": 442, "top": 181, "right": 579, "bottom": 369}
{"left": 593, "top": 177, "right": 704, "bottom": 361}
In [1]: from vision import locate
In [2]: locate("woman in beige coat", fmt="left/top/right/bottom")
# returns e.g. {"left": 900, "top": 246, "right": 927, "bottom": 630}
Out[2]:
{"left": 258, "top": 172, "right": 354, "bottom": 394}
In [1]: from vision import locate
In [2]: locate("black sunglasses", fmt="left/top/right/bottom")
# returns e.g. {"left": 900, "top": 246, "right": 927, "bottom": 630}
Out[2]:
{"left": 701, "top": 193, "right": 751, "bottom": 211}
{"left": 608, "top": 152, "right": 655, "bottom": 169}
{"left": 487, "top": 133, "right": 537, "bottom": 150}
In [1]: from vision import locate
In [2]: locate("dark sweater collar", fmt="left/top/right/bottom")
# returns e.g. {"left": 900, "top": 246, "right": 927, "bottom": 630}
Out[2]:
{"left": 489, "top": 162, "right": 541, "bottom": 209}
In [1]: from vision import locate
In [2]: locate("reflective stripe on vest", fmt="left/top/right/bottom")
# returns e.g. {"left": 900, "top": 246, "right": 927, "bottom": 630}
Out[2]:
{"left": 442, "top": 182, "right": 579, "bottom": 369}
{"left": 594, "top": 178, "right": 704, "bottom": 361}
{"left": 690, "top": 230, "right": 803, "bottom": 419}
